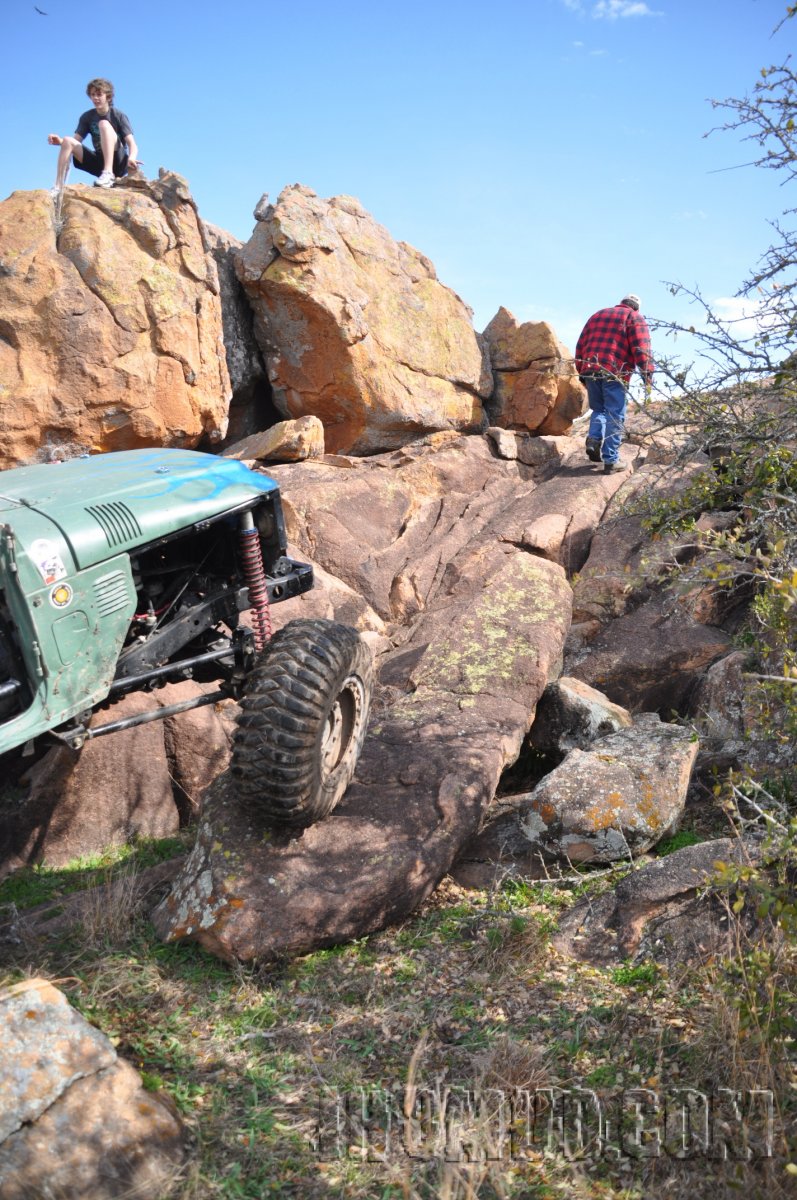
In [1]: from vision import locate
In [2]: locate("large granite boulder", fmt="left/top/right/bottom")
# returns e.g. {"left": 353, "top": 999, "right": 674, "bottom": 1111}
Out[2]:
{"left": 0, "top": 978, "right": 184, "bottom": 1199}
{"left": 516, "top": 713, "right": 699, "bottom": 863}
{"left": 0, "top": 172, "right": 230, "bottom": 467}
{"left": 481, "top": 307, "right": 586, "bottom": 435}
{"left": 234, "top": 185, "right": 492, "bottom": 454}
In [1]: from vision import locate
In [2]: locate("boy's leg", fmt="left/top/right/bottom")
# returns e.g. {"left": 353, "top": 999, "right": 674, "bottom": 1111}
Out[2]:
{"left": 601, "top": 378, "right": 628, "bottom": 465}
{"left": 94, "top": 120, "right": 129, "bottom": 186}
{"left": 54, "top": 136, "right": 84, "bottom": 188}
{"left": 97, "top": 118, "right": 118, "bottom": 174}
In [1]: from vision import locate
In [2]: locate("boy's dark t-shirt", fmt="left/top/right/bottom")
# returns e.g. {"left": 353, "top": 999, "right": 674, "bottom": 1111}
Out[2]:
{"left": 74, "top": 106, "right": 133, "bottom": 155}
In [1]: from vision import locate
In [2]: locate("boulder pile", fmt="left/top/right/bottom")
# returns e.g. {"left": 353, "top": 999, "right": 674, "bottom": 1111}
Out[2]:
{"left": 0, "top": 171, "right": 760, "bottom": 965}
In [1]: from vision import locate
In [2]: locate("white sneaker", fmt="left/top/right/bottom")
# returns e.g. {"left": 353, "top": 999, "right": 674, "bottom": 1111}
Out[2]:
{"left": 49, "top": 185, "right": 63, "bottom": 201}
{"left": 94, "top": 171, "right": 114, "bottom": 189}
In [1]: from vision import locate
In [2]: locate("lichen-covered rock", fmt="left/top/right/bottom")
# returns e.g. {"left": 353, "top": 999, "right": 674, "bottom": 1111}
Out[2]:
{"left": 459, "top": 714, "right": 699, "bottom": 876}
{"left": 152, "top": 550, "right": 573, "bottom": 962}
{"left": 0, "top": 172, "right": 230, "bottom": 467}
{"left": 481, "top": 307, "right": 585, "bottom": 435}
{"left": 522, "top": 713, "right": 698, "bottom": 862}
{"left": 234, "top": 185, "right": 492, "bottom": 454}
{"left": 152, "top": 432, "right": 674, "bottom": 961}
{"left": 152, "top": 433, "right": 589, "bottom": 961}
{"left": 0, "top": 978, "right": 184, "bottom": 1199}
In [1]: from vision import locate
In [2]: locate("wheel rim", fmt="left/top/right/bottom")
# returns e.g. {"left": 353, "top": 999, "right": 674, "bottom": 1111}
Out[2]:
{"left": 320, "top": 674, "right": 366, "bottom": 781}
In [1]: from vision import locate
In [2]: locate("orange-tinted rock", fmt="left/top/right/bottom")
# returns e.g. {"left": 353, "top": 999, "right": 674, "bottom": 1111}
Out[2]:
{"left": 235, "top": 186, "right": 491, "bottom": 454}
{"left": 0, "top": 172, "right": 230, "bottom": 467}
{"left": 522, "top": 713, "right": 698, "bottom": 862}
{"left": 222, "top": 415, "right": 324, "bottom": 463}
{"left": 481, "top": 307, "right": 586, "bottom": 434}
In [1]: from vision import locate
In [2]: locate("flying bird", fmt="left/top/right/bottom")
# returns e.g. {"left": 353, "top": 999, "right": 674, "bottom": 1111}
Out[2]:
{"left": 34, "top": 5, "right": 48, "bottom": 13}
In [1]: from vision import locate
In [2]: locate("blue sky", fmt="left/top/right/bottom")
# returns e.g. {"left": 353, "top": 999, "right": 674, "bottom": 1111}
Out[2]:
{"left": 1, "top": 0, "right": 792, "bottom": 382}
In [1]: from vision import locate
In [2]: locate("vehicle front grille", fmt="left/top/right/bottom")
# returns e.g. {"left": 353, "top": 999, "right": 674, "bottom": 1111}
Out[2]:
{"left": 86, "top": 502, "right": 142, "bottom": 548}
{"left": 93, "top": 571, "right": 131, "bottom": 617}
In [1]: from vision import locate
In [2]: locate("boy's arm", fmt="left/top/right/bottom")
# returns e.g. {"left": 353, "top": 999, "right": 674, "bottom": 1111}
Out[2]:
{"left": 48, "top": 117, "right": 87, "bottom": 147}
{"left": 125, "top": 132, "right": 139, "bottom": 168}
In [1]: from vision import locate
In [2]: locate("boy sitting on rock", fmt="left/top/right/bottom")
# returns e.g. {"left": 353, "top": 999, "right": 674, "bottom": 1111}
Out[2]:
{"left": 48, "top": 77, "right": 139, "bottom": 193}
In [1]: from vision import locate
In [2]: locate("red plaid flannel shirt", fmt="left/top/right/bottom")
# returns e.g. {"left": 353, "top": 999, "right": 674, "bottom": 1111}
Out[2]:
{"left": 575, "top": 304, "right": 655, "bottom": 385}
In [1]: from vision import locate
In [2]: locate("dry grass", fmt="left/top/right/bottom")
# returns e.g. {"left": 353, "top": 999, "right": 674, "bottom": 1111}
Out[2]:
{"left": 2, "top": 847, "right": 795, "bottom": 1199}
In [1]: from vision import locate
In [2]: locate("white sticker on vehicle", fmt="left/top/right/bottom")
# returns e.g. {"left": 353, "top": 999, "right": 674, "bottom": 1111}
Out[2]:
{"left": 50, "top": 582, "right": 73, "bottom": 609}
{"left": 30, "top": 538, "right": 68, "bottom": 585}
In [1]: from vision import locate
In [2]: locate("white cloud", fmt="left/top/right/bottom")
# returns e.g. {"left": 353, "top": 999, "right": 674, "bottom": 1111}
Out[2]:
{"left": 593, "top": 1, "right": 661, "bottom": 17}
{"left": 711, "top": 295, "right": 777, "bottom": 339}
{"left": 561, "top": 0, "right": 663, "bottom": 21}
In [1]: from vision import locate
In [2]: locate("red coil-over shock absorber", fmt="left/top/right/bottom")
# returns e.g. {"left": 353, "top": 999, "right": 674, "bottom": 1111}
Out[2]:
{"left": 239, "top": 512, "right": 272, "bottom": 652}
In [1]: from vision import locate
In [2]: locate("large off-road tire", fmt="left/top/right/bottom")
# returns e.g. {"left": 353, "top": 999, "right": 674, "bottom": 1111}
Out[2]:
{"left": 232, "top": 618, "right": 373, "bottom": 829}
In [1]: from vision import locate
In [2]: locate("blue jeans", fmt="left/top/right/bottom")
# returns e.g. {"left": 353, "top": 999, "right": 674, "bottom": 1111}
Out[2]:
{"left": 585, "top": 376, "right": 627, "bottom": 465}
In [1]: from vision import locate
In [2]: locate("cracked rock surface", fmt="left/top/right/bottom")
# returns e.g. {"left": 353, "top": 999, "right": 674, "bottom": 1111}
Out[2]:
{"left": 0, "top": 172, "right": 230, "bottom": 467}
{"left": 151, "top": 431, "right": 644, "bottom": 961}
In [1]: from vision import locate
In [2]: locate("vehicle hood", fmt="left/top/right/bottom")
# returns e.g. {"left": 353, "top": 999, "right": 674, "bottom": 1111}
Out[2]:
{"left": 0, "top": 449, "right": 279, "bottom": 570}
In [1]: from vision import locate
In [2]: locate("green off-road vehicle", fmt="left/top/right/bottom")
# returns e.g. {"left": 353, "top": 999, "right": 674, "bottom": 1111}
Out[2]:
{"left": 0, "top": 448, "right": 372, "bottom": 828}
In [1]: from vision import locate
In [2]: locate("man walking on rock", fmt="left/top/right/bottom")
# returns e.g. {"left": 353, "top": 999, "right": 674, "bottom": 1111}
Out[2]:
{"left": 48, "top": 78, "right": 139, "bottom": 193}
{"left": 575, "top": 294, "right": 654, "bottom": 474}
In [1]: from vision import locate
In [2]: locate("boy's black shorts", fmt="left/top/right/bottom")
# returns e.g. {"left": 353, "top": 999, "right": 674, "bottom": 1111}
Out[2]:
{"left": 74, "top": 144, "right": 129, "bottom": 178}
